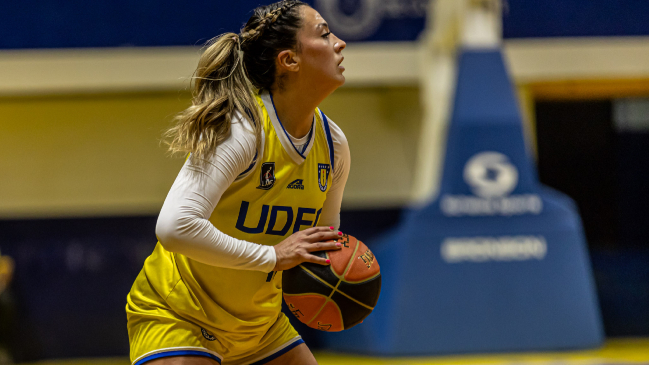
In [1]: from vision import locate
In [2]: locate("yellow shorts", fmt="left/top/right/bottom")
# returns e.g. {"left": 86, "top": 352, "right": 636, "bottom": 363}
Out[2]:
{"left": 127, "top": 303, "right": 301, "bottom": 365}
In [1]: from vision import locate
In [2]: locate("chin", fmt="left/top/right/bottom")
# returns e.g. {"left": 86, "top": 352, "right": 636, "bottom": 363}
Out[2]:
{"left": 334, "top": 72, "right": 346, "bottom": 85}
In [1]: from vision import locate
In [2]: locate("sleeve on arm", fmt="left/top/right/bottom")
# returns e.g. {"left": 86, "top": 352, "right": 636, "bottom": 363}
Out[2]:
{"left": 155, "top": 116, "right": 276, "bottom": 272}
{"left": 317, "top": 119, "right": 351, "bottom": 230}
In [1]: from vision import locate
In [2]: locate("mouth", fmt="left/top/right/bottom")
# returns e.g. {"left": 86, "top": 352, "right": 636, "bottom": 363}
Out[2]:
{"left": 338, "top": 56, "right": 344, "bottom": 66}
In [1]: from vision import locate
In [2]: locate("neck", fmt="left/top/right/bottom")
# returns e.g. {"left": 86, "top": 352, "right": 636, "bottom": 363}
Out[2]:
{"left": 270, "top": 80, "right": 329, "bottom": 139}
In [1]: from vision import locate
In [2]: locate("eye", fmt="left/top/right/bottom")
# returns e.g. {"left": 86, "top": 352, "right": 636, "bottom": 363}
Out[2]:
{"left": 322, "top": 32, "right": 331, "bottom": 39}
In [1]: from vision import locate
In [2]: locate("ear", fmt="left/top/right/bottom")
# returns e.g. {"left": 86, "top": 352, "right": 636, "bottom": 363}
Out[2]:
{"left": 277, "top": 49, "right": 300, "bottom": 73}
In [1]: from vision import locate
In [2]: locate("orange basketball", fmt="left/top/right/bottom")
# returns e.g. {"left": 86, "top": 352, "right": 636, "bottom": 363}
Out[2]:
{"left": 282, "top": 234, "right": 381, "bottom": 332}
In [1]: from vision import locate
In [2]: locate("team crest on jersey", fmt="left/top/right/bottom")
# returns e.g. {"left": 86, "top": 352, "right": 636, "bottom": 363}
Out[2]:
{"left": 257, "top": 162, "right": 276, "bottom": 190}
{"left": 318, "top": 163, "right": 330, "bottom": 192}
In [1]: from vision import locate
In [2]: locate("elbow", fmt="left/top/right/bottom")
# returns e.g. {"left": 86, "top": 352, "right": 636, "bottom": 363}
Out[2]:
{"left": 155, "top": 216, "right": 182, "bottom": 252}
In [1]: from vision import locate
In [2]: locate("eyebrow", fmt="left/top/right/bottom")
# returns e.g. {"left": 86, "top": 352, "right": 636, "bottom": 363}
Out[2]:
{"left": 316, "top": 22, "right": 329, "bottom": 30}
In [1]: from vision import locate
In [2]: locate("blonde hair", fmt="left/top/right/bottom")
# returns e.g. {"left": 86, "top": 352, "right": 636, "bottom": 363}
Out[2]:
{"left": 164, "top": 34, "right": 261, "bottom": 164}
{"left": 164, "top": 1, "right": 305, "bottom": 165}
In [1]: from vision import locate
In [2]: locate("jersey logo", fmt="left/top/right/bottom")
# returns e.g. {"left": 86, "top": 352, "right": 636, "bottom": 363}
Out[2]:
{"left": 201, "top": 328, "right": 216, "bottom": 341}
{"left": 236, "top": 201, "right": 323, "bottom": 235}
{"left": 286, "top": 179, "right": 305, "bottom": 190}
{"left": 257, "top": 162, "right": 276, "bottom": 190}
{"left": 318, "top": 163, "right": 330, "bottom": 192}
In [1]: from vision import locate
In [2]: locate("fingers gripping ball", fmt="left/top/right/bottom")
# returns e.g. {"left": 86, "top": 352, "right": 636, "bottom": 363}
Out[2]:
{"left": 282, "top": 234, "right": 381, "bottom": 332}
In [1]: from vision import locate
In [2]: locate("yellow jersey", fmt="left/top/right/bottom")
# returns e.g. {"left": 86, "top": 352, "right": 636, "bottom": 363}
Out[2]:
{"left": 126, "top": 91, "right": 336, "bottom": 360}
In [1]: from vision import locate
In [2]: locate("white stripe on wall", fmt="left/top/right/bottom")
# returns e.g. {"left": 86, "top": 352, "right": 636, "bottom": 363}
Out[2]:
{"left": 2, "top": 38, "right": 649, "bottom": 96}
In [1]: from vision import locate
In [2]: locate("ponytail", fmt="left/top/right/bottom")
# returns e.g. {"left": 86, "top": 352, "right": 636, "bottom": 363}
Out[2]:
{"left": 164, "top": 1, "right": 306, "bottom": 164}
{"left": 164, "top": 33, "right": 262, "bottom": 164}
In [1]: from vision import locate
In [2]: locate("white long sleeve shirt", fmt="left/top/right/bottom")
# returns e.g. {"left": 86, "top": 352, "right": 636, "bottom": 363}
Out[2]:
{"left": 155, "top": 113, "right": 351, "bottom": 273}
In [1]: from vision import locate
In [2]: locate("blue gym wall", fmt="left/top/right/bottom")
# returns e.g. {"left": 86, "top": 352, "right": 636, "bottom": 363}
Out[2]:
{"left": 2, "top": 0, "right": 649, "bottom": 49}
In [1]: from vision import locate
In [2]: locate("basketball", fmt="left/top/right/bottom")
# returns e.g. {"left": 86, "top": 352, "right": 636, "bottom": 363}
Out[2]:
{"left": 282, "top": 233, "right": 381, "bottom": 332}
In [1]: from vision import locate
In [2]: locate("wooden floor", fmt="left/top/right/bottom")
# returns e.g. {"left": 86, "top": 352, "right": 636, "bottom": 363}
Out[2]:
{"left": 21, "top": 338, "right": 649, "bottom": 365}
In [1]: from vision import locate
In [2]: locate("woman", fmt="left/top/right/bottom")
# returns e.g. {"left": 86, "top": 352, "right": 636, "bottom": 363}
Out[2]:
{"left": 126, "top": 1, "right": 350, "bottom": 364}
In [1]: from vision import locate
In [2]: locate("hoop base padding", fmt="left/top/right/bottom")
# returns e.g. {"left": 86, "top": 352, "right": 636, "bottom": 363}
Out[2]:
{"left": 321, "top": 49, "right": 603, "bottom": 355}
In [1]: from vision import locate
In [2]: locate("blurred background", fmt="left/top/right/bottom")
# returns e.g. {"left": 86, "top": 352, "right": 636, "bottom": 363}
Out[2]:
{"left": 1, "top": 0, "right": 648, "bottom": 364}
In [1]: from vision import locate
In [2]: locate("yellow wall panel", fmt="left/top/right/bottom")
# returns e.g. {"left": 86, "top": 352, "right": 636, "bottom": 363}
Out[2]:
{"left": 527, "top": 78, "right": 649, "bottom": 100}
{"left": 0, "top": 88, "right": 421, "bottom": 218}
{"left": 0, "top": 93, "right": 189, "bottom": 218}
{"left": 320, "top": 87, "right": 422, "bottom": 208}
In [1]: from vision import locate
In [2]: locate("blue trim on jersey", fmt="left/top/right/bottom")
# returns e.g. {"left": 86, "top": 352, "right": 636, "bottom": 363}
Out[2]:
{"left": 249, "top": 338, "right": 305, "bottom": 365}
{"left": 236, "top": 109, "right": 259, "bottom": 178}
{"left": 134, "top": 350, "right": 221, "bottom": 365}
{"left": 269, "top": 92, "right": 313, "bottom": 159}
{"left": 300, "top": 126, "right": 314, "bottom": 154}
{"left": 320, "top": 110, "right": 336, "bottom": 173}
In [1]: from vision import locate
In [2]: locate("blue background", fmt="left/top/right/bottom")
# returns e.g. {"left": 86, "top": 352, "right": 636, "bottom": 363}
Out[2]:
{"left": 1, "top": 0, "right": 649, "bottom": 49}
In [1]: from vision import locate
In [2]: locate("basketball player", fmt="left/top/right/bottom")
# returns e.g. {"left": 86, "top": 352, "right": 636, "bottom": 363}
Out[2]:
{"left": 126, "top": 1, "right": 349, "bottom": 364}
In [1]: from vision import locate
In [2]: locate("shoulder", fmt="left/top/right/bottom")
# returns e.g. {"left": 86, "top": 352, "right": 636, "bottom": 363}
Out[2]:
{"left": 195, "top": 111, "right": 258, "bottom": 172}
{"left": 222, "top": 111, "right": 258, "bottom": 159}
{"left": 323, "top": 112, "right": 349, "bottom": 152}
{"left": 230, "top": 111, "right": 257, "bottom": 144}
{"left": 227, "top": 110, "right": 262, "bottom": 179}
{"left": 320, "top": 112, "right": 350, "bottom": 172}
{"left": 320, "top": 112, "right": 348, "bottom": 151}
{"left": 324, "top": 116, "right": 348, "bottom": 147}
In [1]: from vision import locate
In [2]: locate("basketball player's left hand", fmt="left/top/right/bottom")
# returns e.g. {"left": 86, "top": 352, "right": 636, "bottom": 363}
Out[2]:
{"left": 273, "top": 226, "right": 343, "bottom": 271}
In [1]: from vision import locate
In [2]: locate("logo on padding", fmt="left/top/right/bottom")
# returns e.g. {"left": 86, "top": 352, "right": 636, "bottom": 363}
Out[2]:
{"left": 286, "top": 179, "right": 305, "bottom": 190}
{"left": 463, "top": 152, "right": 518, "bottom": 198}
{"left": 440, "top": 151, "right": 542, "bottom": 217}
{"left": 257, "top": 162, "right": 276, "bottom": 190}
{"left": 318, "top": 163, "right": 330, "bottom": 192}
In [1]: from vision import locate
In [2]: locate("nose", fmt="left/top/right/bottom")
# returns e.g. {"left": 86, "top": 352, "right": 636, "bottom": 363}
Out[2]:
{"left": 334, "top": 35, "right": 346, "bottom": 52}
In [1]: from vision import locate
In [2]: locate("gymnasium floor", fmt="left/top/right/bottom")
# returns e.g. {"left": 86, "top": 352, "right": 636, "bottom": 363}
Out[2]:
{"left": 21, "top": 338, "right": 649, "bottom": 365}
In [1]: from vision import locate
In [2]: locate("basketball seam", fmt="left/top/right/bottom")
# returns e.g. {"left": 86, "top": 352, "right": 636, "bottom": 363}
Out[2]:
{"left": 297, "top": 265, "right": 337, "bottom": 290}
{"left": 314, "top": 298, "right": 344, "bottom": 331}
{"left": 284, "top": 292, "right": 329, "bottom": 326}
{"left": 331, "top": 286, "right": 374, "bottom": 310}
{"left": 296, "top": 265, "right": 337, "bottom": 324}
{"left": 293, "top": 265, "right": 338, "bottom": 325}
{"left": 336, "top": 274, "right": 382, "bottom": 307}
{"left": 304, "top": 279, "right": 341, "bottom": 325}
{"left": 298, "top": 265, "right": 374, "bottom": 311}
{"left": 329, "top": 280, "right": 342, "bottom": 299}
{"left": 339, "top": 271, "right": 381, "bottom": 284}
{"left": 341, "top": 239, "right": 362, "bottom": 279}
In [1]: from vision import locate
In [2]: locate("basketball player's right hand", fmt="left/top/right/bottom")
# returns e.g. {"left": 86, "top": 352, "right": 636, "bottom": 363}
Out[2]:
{"left": 273, "top": 226, "right": 343, "bottom": 271}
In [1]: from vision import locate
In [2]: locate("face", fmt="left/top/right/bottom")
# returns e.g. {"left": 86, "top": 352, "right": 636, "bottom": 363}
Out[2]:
{"left": 290, "top": 6, "right": 347, "bottom": 89}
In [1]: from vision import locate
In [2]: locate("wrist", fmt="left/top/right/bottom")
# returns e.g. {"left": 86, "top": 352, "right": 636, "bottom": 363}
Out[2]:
{"left": 270, "top": 245, "right": 279, "bottom": 271}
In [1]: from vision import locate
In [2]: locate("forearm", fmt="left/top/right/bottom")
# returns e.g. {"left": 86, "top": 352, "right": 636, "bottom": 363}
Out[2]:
{"left": 156, "top": 201, "right": 276, "bottom": 272}
{"left": 155, "top": 116, "right": 276, "bottom": 272}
